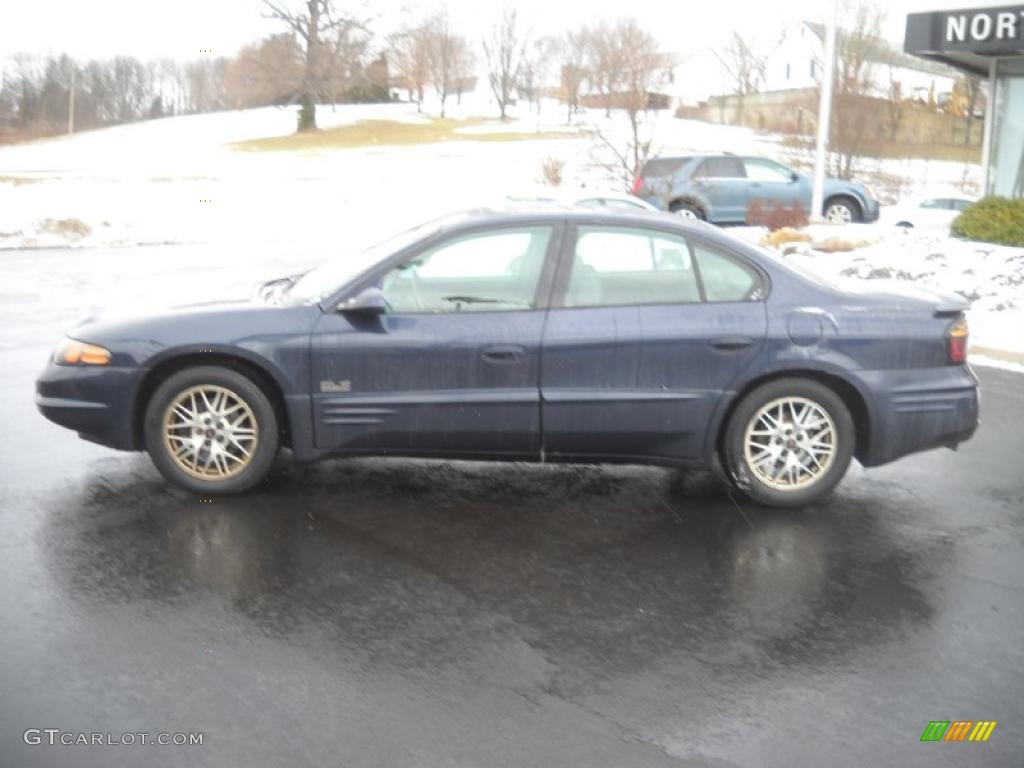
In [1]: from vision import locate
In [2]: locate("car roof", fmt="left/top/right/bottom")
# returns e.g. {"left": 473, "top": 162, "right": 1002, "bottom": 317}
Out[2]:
{"left": 436, "top": 206, "right": 729, "bottom": 242}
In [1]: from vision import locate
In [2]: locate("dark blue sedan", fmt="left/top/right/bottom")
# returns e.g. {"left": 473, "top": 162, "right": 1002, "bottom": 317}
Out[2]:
{"left": 36, "top": 209, "right": 979, "bottom": 507}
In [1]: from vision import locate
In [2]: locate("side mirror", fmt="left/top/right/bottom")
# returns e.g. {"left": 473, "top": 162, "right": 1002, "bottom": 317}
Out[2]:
{"left": 790, "top": 171, "right": 800, "bottom": 182}
{"left": 338, "top": 287, "right": 388, "bottom": 315}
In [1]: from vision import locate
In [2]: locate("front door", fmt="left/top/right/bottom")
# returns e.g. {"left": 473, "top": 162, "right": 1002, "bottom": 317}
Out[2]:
{"left": 743, "top": 157, "right": 810, "bottom": 213}
{"left": 540, "top": 224, "right": 767, "bottom": 462}
{"left": 310, "top": 224, "right": 559, "bottom": 458}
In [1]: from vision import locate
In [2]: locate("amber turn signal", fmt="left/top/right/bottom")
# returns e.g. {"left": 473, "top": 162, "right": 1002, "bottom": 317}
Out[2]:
{"left": 54, "top": 338, "right": 112, "bottom": 366}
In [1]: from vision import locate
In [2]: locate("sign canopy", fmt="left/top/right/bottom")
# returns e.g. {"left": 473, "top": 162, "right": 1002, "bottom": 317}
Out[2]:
{"left": 905, "top": 4, "right": 1024, "bottom": 75}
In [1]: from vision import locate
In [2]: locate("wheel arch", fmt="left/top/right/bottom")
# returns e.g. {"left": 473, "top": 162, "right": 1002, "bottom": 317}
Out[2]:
{"left": 132, "top": 352, "right": 291, "bottom": 450}
{"left": 823, "top": 193, "right": 864, "bottom": 219}
{"left": 668, "top": 195, "right": 707, "bottom": 218}
{"left": 714, "top": 368, "right": 871, "bottom": 464}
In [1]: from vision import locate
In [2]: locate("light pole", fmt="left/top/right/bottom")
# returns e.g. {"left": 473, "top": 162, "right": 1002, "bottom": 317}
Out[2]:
{"left": 811, "top": 0, "right": 838, "bottom": 222}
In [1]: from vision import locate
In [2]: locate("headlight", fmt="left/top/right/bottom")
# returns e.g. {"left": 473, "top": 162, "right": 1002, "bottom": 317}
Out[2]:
{"left": 53, "top": 338, "right": 111, "bottom": 366}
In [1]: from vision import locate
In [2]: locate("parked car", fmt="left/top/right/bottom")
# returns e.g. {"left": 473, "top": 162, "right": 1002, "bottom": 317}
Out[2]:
{"left": 883, "top": 192, "right": 976, "bottom": 230}
{"left": 37, "top": 208, "right": 977, "bottom": 507}
{"left": 632, "top": 154, "right": 880, "bottom": 225}
{"left": 505, "top": 190, "right": 659, "bottom": 212}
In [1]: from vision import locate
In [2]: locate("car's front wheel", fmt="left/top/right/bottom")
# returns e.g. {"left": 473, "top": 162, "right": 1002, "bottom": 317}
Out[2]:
{"left": 823, "top": 196, "right": 861, "bottom": 224}
{"left": 143, "top": 366, "right": 279, "bottom": 494}
{"left": 724, "top": 378, "right": 854, "bottom": 507}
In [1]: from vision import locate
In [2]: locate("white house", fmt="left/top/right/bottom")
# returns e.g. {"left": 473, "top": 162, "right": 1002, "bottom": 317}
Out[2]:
{"left": 762, "top": 21, "right": 958, "bottom": 102}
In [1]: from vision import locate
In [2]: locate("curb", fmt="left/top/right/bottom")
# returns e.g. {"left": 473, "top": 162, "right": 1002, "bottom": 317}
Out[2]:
{"left": 971, "top": 345, "right": 1024, "bottom": 365}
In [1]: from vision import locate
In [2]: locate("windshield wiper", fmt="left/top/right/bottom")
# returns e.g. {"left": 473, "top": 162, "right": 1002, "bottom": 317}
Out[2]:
{"left": 442, "top": 295, "right": 529, "bottom": 307}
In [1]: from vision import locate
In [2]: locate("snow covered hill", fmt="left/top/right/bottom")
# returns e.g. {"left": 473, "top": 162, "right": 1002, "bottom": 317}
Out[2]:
{"left": 0, "top": 101, "right": 1018, "bottom": 357}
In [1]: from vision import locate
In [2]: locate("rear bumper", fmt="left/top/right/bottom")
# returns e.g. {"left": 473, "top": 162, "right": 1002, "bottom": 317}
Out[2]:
{"left": 36, "top": 362, "right": 143, "bottom": 451}
{"left": 857, "top": 364, "right": 979, "bottom": 467}
{"left": 862, "top": 197, "right": 881, "bottom": 223}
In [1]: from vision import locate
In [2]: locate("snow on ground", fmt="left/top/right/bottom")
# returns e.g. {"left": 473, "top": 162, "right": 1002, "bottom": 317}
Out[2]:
{"left": 0, "top": 100, "right": 1017, "bottom": 354}
{"left": 730, "top": 224, "right": 1024, "bottom": 355}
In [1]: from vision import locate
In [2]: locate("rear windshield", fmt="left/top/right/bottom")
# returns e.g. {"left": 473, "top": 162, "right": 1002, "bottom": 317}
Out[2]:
{"left": 642, "top": 157, "right": 689, "bottom": 177}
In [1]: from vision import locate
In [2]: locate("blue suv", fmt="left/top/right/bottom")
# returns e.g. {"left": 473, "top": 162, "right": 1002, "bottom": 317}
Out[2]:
{"left": 632, "top": 154, "right": 880, "bottom": 225}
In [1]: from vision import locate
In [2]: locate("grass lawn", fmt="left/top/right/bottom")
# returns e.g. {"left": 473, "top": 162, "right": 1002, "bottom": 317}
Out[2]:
{"left": 232, "top": 117, "right": 577, "bottom": 152}
{"left": 0, "top": 175, "right": 43, "bottom": 186}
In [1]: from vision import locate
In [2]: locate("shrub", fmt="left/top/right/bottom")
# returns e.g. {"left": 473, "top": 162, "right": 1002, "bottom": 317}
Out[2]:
{"left": 538, "top": 156, "right": 565, "bottom": 187}
{"left": 762, "top": 227, "right": 811, "bottom": 247}
{"left": 746, "top": 198, "right": 809, "bottom": 231}
{"left": 951, "top": 196, "right": 1024, "bottom": 246}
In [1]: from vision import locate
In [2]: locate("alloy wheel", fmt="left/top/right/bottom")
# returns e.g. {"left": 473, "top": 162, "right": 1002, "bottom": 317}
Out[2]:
{"left": 742, "top": 396, "right": 837, "bottom": 491}
{"left": 824, "top": 203, "right": 853, "bottom": 224}
{"left": 162, "top": 385, "right": 259, "bottom": 479}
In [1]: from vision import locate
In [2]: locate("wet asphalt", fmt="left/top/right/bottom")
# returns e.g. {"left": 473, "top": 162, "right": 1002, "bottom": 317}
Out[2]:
{"left": 1, "top": 247, "right": 1023, "bottom": 767}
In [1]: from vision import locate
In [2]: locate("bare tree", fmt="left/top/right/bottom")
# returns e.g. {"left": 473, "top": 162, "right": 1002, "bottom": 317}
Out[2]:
{"left": 585, "top": 22, "right": 623, "bottom": 116}
{"left": 261, "top": 0, "right": 367, "bottom": 132}
{"left": 960, "top": 74, "right": 982, "bottom": 145}
{"left": 518, "top": 35, "right": 557, "bottom": 115}
{"left": 556, "top": 27, "right": 588, "bottom": 125}
{"left": 482, "top": 7, "right": 527, "bottom": 120}
{"left": 591, "top": 19, "right": 671, "bottom": 188}
{"left": 425, "top": 9, "right": 461, "bottom": 118}
{"left": 713, "top": 31, "right": 770, "bottom": 127}
{"left": 450, "top": 36, "right": 476, "bottom": 106}
{"left": 388, "top": 20, "right": 432, "bottom": 111}
{"left": 829, "top": 0, "right": 886, "bottom": 178}
{"left": 225, "top": 33, "right": 303, "bottom": 108}
{"left": 882, "top": 54, "right": 906, "bottom": 142}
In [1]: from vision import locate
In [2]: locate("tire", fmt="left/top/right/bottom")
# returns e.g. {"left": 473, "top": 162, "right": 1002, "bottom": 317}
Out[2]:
{"left": 143, "top": 366, "right": 279, "bottom": 494}
{"left": 823, "top": 196, "right": 861, "bottom": 224}
{"left": 670, "top": 201, "right": 705, "bottom": 220}
{"left": 723, "top": 378, "right": 855, "bottom": 508}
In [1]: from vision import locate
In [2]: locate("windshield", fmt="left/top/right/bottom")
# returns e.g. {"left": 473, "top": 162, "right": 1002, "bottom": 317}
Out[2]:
{"left": 284, "top": 218, "right": 445, "bottom": 306}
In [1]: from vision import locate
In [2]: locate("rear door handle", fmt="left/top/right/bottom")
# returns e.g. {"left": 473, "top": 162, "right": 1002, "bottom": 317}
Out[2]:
{"left": 709, "top": 335, "right": 755, "bottom": 351}
{"left": 481, "top": 344, "right": 527, "bottom": 363}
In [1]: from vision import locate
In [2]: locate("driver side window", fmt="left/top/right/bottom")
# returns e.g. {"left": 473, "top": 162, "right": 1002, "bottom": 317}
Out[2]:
{"left": 381, "top": 227, "right": 552, "bottom": 313}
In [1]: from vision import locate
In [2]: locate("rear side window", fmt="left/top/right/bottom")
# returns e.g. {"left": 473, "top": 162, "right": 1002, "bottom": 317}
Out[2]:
{"left": 692, "top": 244, "right": 763, "bottom": 302}
{"left": 950, "top": 198, "right": 972, "bottom": 211}
{"left": 565, "top": 227, "right": 701, "bottom": 308}
{"left": 642, "top": 158, "right": 688, "bottom": 177}
{"left": 693, "top": 156, "right": 746, "bottom": 179}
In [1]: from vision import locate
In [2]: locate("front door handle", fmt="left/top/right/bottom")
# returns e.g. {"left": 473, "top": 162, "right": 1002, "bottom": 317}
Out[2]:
{"left": 481, "top": 344, "right": 527, "bottom": 363}
{"left": 709, "top": 335, "right": 755, "bottom": 351}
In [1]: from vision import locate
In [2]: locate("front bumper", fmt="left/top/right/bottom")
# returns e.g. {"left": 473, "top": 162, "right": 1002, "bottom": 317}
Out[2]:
{"left": 36, "top": 362, "right": 144, "bottom": 451}
{"left": 857, "top": 364, "right": 979, "bottom": 467}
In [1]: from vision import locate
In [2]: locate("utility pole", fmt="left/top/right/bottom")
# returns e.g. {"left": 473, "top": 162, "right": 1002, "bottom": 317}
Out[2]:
{"left": 811, "top": 0, "right": 837, "bottom": 222}
{"left": 67, "top": 65, "right": 75, "bottom": 135}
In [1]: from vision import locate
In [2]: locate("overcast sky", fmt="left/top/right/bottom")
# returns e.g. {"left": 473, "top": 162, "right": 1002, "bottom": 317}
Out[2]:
{"left": 0, "top": 0, "right": 1004, "bottom": 61}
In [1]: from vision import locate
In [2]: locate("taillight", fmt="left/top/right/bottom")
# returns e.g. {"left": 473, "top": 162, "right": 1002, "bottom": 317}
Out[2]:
{"left": 630, "top": 175, "right": 644, "bottom": 195}
{"left": 947, "top": 316, "right": 968, "bottom": 364}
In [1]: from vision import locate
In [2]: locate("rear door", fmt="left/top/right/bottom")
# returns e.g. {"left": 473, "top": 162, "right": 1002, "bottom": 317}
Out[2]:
{"left": 691, "top": 156, "right": 749, "bottom": 222}
{"left": 743, "top": 157, "right": 810, "bottom": 212}
{"left": 539, "top": 223, "right": 767, "bottom": 462}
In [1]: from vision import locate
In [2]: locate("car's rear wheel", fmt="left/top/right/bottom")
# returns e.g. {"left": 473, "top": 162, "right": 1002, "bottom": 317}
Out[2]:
{"left": 143, "top": 366, "right": 278, "bottom": 494}
{"left": 670, "top": 201, "right": 705, "bottom": 220}
{"left": 724, "top": 378, "right": 854, "bottom": 507}
{"left": 823, "top": 196, "right": 861, "bottom": 224}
